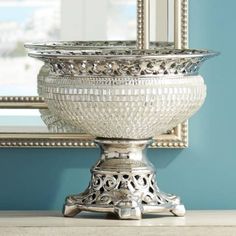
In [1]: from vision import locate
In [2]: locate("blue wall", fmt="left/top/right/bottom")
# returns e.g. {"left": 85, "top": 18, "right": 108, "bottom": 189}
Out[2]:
{"left": 0, "top": 0, "right": 235, "bottom": 210}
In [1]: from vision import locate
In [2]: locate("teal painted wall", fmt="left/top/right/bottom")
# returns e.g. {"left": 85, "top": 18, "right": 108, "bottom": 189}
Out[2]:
{"left": 0, "top": 0, "right": 235, "bottom": 210}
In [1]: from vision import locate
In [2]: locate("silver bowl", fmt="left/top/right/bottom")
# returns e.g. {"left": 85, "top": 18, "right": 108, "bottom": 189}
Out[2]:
{"left": 26, "top": 41, "right": 218, "bottom": 219}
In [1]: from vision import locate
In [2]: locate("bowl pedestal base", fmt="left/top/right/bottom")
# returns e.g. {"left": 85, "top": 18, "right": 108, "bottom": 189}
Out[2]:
{"left": 63, "top": 139, "right": 185, "bottom": 220}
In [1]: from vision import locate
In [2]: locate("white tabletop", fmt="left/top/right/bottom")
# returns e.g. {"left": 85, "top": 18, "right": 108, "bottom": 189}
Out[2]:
{"left": 0, "top": 211, "right": 235, "bottom": 236}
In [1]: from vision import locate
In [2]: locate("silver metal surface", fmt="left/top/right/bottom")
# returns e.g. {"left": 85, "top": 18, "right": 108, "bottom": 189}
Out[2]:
{"left": 26, "top": 45, "right": 216, "bottom": 219}
{"left": 137, "top": 0, "right": 150, "bottom": 50}
{"left": 63, "top": 139, "right": 185, "bottom": 220}
{"left": 175, "top": 0, "right": 189, "bottom": 49}
{"left": 28, "top": 47, "right": 216, "bottom": 60}
{"left": 0, "top": 96, "right": 46, "bottom": 109}
{"left": 30, "top": 49, "right": 216, "bottom": 77}
{"left": 25, "top": 41, "right": 172, "bottom": 51}
{"left": 0, "top": 121, "right": 188, "bottom": 148}
{"left": 31, "top": 48, "right": 215, "bottom": 219}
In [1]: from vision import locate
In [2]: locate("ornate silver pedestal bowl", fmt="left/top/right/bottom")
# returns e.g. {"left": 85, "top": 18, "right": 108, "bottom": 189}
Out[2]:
{"left": 26, "top": 42, "right": 216, "bottom": 219}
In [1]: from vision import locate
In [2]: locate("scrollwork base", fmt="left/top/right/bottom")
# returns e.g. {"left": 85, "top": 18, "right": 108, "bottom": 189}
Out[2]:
{"left": 63, "top": 139, "right": 185, "bottom": 219}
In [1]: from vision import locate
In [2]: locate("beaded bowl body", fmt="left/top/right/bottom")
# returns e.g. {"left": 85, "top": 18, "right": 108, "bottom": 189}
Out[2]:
{"left": 26, "top": 43, "right": 216, "bottom": 139}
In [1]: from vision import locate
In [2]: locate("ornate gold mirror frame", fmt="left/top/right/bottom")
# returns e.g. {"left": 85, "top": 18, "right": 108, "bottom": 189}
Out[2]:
{"left": 0, "top": 0, "right": 189, "bottom": 148}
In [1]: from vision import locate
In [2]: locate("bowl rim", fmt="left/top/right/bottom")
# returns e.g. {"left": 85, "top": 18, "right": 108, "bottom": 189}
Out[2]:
{"left": 27, "top": 50, "right": 219, "bottom": 61}
{"left": 25, "top": 40, "right": 219, "bottom": 61}
{"left": 24, "top": 40, "right": 173, "bottom": 50}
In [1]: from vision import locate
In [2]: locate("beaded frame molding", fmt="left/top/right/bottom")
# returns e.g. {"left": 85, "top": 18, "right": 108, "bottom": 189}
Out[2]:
{"left": 0, "top": 0, "right": 189, "bottom": 148}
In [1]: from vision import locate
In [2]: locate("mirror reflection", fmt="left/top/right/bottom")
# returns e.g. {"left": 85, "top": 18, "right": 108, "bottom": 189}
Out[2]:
{"left": 0, "top": 109, "right": 46, "bottom": 132}
{"left": 0, "top": 0, "right": 137, "bottom": 97}
{"left": 0, "top": 0, "right": 174, "bottom": 134}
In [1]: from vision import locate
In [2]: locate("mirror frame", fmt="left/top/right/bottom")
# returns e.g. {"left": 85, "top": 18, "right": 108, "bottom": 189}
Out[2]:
{"left": 0, "top": 0, "right": 189, "bottom": 148}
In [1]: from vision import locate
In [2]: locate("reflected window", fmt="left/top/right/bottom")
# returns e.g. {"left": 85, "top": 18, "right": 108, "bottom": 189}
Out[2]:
{"left": 0, "top": 0, "right": 61, "bottom": 96}
{"left": 0, "top": 0, "right": 137, "bottom": 119}
{"left": 107, "top": 0, "right": 136, "bottom": 40}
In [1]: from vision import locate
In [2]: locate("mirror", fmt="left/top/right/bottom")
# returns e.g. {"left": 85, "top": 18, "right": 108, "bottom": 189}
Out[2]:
{"left": 0, "top": 0, "right": 188, "bottom": 148}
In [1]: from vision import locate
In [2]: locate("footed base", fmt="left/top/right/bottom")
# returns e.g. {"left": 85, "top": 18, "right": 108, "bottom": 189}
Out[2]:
{"left": 63, "top": 139, "right": 186, "bottom": 220}
{"left": 63, "top": 193, "right": 185, "bottom": 220}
